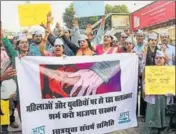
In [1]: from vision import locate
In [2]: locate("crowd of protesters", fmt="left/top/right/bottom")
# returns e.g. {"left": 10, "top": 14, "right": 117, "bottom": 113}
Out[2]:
{"left": 0, "top": 11, "right": 176, "bottom": 134}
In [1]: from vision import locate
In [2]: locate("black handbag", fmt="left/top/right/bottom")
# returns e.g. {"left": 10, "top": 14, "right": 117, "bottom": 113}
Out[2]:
{"left": 165, "top": 103, "right": 176, "bottom": 116}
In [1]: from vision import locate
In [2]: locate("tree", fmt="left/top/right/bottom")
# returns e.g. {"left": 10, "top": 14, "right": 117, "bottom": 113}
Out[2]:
{"left": 105, "top": 4, "right": 129, "bottom": 14}
{"left": 104, "top": 4, "right": 130, "bottom": 30}
{"left": 63, "top": 3, "right": 130, "bottom": 29}
{"left": 63, "top": 3, "right": 99, "bottom": 29}
{"left": 63, "top": 3, "right": 75, "bottom": 29}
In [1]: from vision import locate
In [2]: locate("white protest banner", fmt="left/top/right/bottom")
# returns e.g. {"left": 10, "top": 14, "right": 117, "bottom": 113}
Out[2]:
{"left": 73, "top": 1, "right": 105, "bottom": 18}
{"left": 16, "top": 54, "right": 138, "bottom": 134}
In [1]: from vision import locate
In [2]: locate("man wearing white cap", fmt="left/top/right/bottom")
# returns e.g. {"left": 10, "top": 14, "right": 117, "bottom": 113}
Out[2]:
{"left": 134, "top": 30, "right": 148, "bottom": 98}
{"left": 133, "top": 29, "right": 147, "bottom": 53}
{"left": 159, "top": 31, "right": 175, "bottom": 65}
{"left": 29, "top": 30, "right": 50, "bottom": 56}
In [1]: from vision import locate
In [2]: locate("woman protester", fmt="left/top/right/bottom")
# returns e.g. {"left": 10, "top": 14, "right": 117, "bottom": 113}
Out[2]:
{"left": 1, "top": 29, "right": 31, "bottom": 124}
{"left": 140, "top": 33, "right": 164, "bottom": 118}
{"left": 40, "top": 30, "right": 65, "bottom": 57}
{"left": 124, "top": 37, "right": 135, "bottom": 53}
{"left": 143, "top": 50, "right": 173, "bottom": 134}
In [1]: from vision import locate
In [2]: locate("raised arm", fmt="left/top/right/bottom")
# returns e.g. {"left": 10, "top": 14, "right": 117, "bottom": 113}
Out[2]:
{"left": 59, "top": 28, "right": 79, "bottom": 54}
{"left": 40, "top": 30, "right": 50, "bottom": 56}
{"left": 91, "top": 17, "right": 105, "bottom": 47}
{"left": 1, "top": 29, "right": 17, "bottom": 59}
{"left": 71, "top": 19, "right": 81, "bottom": 47}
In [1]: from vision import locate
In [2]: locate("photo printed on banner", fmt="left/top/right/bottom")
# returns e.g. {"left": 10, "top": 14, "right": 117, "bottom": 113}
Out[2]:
{"left": 39, "top": 60, "right": 121, "bottom": 99}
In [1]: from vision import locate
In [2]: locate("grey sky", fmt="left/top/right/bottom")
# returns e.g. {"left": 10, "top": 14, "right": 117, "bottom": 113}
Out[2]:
{"left": 1, "top": 1, "right": 153, "bottom": 32}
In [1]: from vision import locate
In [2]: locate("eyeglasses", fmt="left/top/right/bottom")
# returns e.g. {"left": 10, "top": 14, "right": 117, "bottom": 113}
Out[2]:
{"left": 151, "top": 39, "right": 157, "bottom": 42}
{"left": 78, "top": 40, "right": 86, "bottom": 44}
{"left": 155, "top": 57, "right": 163, "bottom": 60}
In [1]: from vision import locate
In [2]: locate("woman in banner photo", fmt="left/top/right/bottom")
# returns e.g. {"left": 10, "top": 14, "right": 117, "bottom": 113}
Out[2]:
{"left": 40, "top": 60, "right": 121, "bottom": 98}
{"left": 143, "top": 50, "right": 173, "bottom": 134}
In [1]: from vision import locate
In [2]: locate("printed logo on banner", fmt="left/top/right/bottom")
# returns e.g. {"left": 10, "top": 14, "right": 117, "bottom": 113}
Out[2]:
{"left": 134, "top": 16, "right": 140, "bottom": 28}
{"left": 118, "top": 111, "right": 131, "bottom": 124}
{"left": 32, "top": 126, "right": 45, "bottom": 134}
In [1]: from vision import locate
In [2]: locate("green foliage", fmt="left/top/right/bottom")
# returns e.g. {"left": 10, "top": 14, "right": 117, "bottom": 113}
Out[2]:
{"left": 105, "top": 4, "right": 129, "bottom": 14}
{"left": 63, "top": 3, "right": 75, "bottom": 29}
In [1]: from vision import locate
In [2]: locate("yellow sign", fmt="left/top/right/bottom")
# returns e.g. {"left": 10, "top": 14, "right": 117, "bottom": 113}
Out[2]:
{"left": 0, "top": 100, "right": 10, "bottom": 125}
{"left": 18, "top": 4, "right": 51, "bottom": 26}
{"left": 111, "top": 15, "right": 129, "bottom": 27}
{"left": 145, "top": 66, "right": 175, "bottom": 95}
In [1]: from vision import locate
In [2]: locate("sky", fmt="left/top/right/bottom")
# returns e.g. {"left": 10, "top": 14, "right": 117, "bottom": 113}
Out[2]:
{"left": 1, "top": 1, "right": 153, "bottom": 32}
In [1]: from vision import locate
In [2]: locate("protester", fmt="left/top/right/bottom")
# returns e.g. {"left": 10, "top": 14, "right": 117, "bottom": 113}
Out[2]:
{"left": 29, "top": 30, "right": 45, "bottom": 56}
{"left": 1, "top": 4, "right": 176, "bottom": 133}
{"left": 117, "top": 32, "right": 128, "bottom": 49}
{"left": 111, "top": 36, "right": 119, "bottom": 47}
{"left": 142, "top": 33, "right": 161, "bottom": 66}
{"left": 133, "top": 29, "right": 148, "bottom": 117}
{"left": 2, "top": 36, "right": 19, "bottom": 129}
{"left": 1, "top": 30, "right": 31, "bottom": 128}
{"left": 159, "top": 31, "right": 175, "bottom": 65}
{"left": 92, "top": 31, "right": 123, "bottom": 55}
{"left": 1, "top": 32, "right": 18, "bottom": 133}
{"left": 0, "top": 68, "right": 17, "bottom": 134}
{"left": 85, "top": 17, "right": 105, "bottom": 46}
{"left": 133, "top": 30, "right": 147, "bottom": 53}
{"left": 11, "top": 36, "right": 18, "bottom": 50}
{"left": 76, "top": 34, "right": 94, "bottom": 56}
{"left": 56, "top": 29, "right": 94, "bottom": 56}
{"left": 143, "top": 50, "right": 172, "bottom": 134}
{"left": 45, "top": 12, "right": 75, "bottom": 56}
{"left": 124, "top": 37, "right": 135, "bottom": 53}
{"left": 40, "top": 30, "right": 65, "bottom": 57}
{"left": 140, "top": 32, "right": 160, "bottom": 118}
